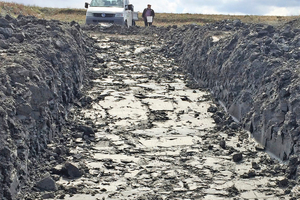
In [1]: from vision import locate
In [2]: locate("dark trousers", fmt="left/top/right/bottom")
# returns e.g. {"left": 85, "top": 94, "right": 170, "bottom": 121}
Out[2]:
{"left": 144, "top": 19, "right": 152, "bottom": 26}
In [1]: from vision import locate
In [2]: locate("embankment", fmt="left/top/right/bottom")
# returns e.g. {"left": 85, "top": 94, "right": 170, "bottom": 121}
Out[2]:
{"left": 162, "top": 19, "right": 300, "bottom": 161}
{"left": 0, "top": 15, "right": 93, "bottom": 199}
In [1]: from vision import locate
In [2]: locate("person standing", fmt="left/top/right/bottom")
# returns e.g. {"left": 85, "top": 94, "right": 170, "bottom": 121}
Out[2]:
{"left": 142, "top": 4, "right": 155, "bottom": 26}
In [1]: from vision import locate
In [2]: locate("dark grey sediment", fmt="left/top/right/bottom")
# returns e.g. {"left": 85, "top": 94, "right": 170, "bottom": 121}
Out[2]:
{"left": 0, "top": 15, "right": 92, "bottom": 199}
{"left": 161, "top": 19, "right": 300, "bottom": 161}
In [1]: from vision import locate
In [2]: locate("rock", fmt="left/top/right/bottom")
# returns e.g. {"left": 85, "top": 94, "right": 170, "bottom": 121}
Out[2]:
{"left": 64, "top": 162, "right": 82, "bottom": 178}
{"left": 0, "top": 27, "right": 13, "bottom": 38}
{"left": 72, "top": 132, "right": 83, "bottom": 139}
{"left": 287, "top": 155, "right": 299, "bottom": 178}
{"left": 208, "top": 145, "right": 214, "bottom": 150}
{"left": 255, "top": 144, "right": 265, "bottom": 151}
{"left": 180, "top": 95, "right": 192, "bottom": 102}
{"left": 277, "top": 178, "right": 289, "bottom": 188}
{"left": 77, "top": 125, "right": 95, "bottom": 137}
{"left": 233, "top": 19, "right": 242, "bottom": 27}
{"left": 246, "top": 170, "right": 256, "bottom": 178}
{"left": 51, "top": 164, "right": 64, "bottom": 175}
{"left": 229, "top": 122, "right": 239, "bottom": 130}
{"left": 41, "top": 192, "right": 55, "bottom": 199}
{"left": 0, "top": 39, "right": 9, "bottom": 49}
{"left": 212, "top": 115, "right": 222, "bottom": 124}
{"left": 53, "top": 145, "right": 67, "bottom": 156}
{"left": 288, "top": 155, "right": 299, "bottom": 166}
{"left": 251, "top": 162, "right": 260, "bottom": 170}
{"left": 36, "top": 173, "right": 57, "bottom": 191}
{"left": 207, "top": 105, "right": 218, "bottom": 113}
{"left": 226, "top": 185, "right": 240, "bottom": 197}
{"left": 232, "top": 153, "right": 243, "bottom": 162}
{"left": 257, "top": 30, "right": 269, "bottom": 37}
{"left": 13, "top": 32, "right": 25, "bottom": 42}
{"left": 0, "top": 18, "right": 10, "bottom": 27}
{"left": 219, "top": 139, "right": 226, "bottom": 149}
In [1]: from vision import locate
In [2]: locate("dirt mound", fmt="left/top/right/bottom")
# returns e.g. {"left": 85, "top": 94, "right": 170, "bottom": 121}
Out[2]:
{"left": 161, "top": 19, "right": 300, "bottom": 161}
{"left": 0, "top": 15, "right": 94, "bottom": 199}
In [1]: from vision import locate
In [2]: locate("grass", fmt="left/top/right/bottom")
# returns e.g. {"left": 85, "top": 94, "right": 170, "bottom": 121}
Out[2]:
{"left": 0, "top": 1, "right": 298, "bottom": 26}
{"left": 153, "top": 13, "right": 298, "bottom": 27}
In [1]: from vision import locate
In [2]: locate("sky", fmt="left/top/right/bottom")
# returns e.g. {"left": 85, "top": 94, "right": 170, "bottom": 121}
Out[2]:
{"left": 3, "top": 0, "right": 300, "bottom": 16}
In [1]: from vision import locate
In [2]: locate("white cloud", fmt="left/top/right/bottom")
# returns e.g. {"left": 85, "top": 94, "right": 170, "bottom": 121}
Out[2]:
{"left": 180, "top": 4, "right": 245, "bottom": 15}
{"left": 182, "top": 6, "right": 218, "bottom": 14}
{"left": 130, "top": 0, "right": 179, "bottom": 13}
{"left": 265, "top": 6, "right": 300, "bottom": 16}
{"left": 2, "top": 0, "right": 300, "bottom": 16}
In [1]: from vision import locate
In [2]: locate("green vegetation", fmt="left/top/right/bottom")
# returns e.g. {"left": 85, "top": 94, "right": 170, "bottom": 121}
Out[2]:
{"left": 0, "top": 1, "right": 298, "bottom": 26}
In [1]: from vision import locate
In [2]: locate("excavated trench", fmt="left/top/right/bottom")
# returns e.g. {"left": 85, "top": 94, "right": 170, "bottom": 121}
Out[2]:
{"left": 1, "top": 15, "right": 300, "bottom": 199}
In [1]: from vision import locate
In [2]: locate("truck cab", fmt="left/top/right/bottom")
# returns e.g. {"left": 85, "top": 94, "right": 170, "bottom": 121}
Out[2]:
{"left": 85, "top": 0, "right": 138, "bottom": 26}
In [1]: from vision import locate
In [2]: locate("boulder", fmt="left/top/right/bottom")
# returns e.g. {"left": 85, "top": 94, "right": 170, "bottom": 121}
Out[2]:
{"left": 36, "top": 173, "right": 57, "bottom": 191}
{"left": 232, "top": 153, "right": 243, "bottom": 162}
{"left": 65, "top": 162, "right": 82, "bottom": 179}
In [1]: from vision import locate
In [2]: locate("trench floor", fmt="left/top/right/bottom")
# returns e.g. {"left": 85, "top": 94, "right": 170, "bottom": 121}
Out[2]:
{"left": 51, "top": 33, "right": 297, "bottom": 200}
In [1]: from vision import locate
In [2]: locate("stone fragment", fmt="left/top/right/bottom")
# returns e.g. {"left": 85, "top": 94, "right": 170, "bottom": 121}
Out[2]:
{"left": 219, "top": 139, "right": 226, "bottom": 149}
{"left": 277, "top": 178, "right": 289, "bottom": 188}
{"left": 232, "top": 153, "right": 243, "bottom": 162}
{"left": 207, "top": 105, "right": 217, "bottom": 113}
{"left": 54, "top": 39, "right": 68, "bottom": 50}
{"left": 0, "top": 39, "right": 9, "bottom": 49}
{"left": 41, "top": 192, "right": 55, "bottom": 199}
{"left": 212, "top": 115, "right": 222, "bottom": 124}
{"left": 257, "top": 30, "right": 269, "bottom": 37}
{"left": 77, "top": 125, "right": 95, "bottom": 137}
{"left": 13, "top": 32, "right": 25, "bottom": 42}
{"left": 251, "top": 162, "right": 260, "bottom": 170}
{"left": 255, "top": 144, "right": 265, "bottom": 151}
{"left": 51, "top": 164, "right": 64, "bottom": 175}
{"left": 65, "top": 162, "right": 82, "bottom": 178}
{"left": 229, "top": 122, "right": 239, "bottom": 130}
{"left": 226, "top": 185, "right": 240, "bottom": 197}
{"left": 4, "top": 15, "right": 14, "bottom": 22}
{"left": 0, "top": 18, "right": 9, "bottom": 28}
{"left": 246, "top": 170, "right": 256, "bottom": 178}
{"left": 36, "top": 173, "right": 57, "bottom": 191}
{"left": 233, "top": 19, "right": 242, "bottom": 27}
{"left": 0, "top": 27, "right": 13, "bottom": 38}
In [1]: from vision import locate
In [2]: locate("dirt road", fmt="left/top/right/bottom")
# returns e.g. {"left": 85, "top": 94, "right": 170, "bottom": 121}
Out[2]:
{"left": 28, "top": 32, "right": 299, "bottom": 200}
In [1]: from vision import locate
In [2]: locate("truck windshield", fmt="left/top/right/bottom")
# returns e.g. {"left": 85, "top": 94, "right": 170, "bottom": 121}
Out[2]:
{"left": 90, "top": 0, "right": 124, "bottom": 8}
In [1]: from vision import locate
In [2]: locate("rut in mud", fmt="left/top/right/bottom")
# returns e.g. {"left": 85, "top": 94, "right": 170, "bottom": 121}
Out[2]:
{"left": 25, "top": 33, "right": 299, "bottom": 200}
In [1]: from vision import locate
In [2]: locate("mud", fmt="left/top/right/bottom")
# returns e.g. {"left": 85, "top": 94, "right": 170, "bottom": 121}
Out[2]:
{"left": 1, "top": 15, "right": 300, "bottom": 200}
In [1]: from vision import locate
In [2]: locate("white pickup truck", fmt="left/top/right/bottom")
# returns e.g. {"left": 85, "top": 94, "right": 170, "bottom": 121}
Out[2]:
{"left": 85, "top": 0, "right": 138, "bottom": 27}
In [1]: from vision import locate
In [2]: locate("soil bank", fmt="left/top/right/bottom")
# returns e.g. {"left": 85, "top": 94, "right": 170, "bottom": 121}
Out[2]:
{"left": 161, "top": 19, "right": 300, "bottom": 162}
